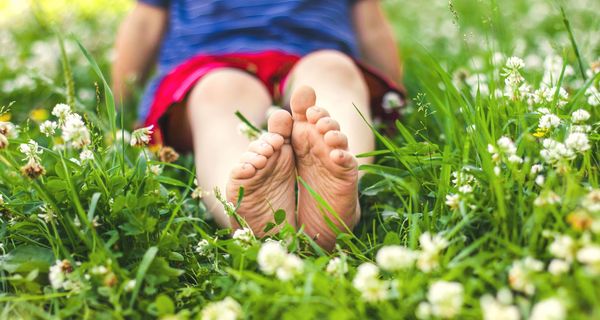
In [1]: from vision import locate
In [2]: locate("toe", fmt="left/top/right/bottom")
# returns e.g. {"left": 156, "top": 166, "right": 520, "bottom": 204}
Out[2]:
{"left": 267, "top": 110, "right": 293, "bottom": 139}
{"left": 290, "top": 85, "right": 316, "bottom": 122}
{"left": 248, "top": 140, "right": 274, "bottom": 157}
{"left": 231, "top": 162, "right": 257, "bottom": 179}
{"left": 306, "top": 107, "right": 330, "bottom": 124}
{"left": 240, "top": 152, "right": 268, "bottom": 170}
{"left": 261, "top": 132, "right": 285, "bottom": 150}
{"left": 329, "top": 149, "right": 356, "bottom": 168}
{"left": 324, "top": 130, "right": 348, "bottom": 149}
{"left": 316, "top": 117, "right": 340, "bottom": 134}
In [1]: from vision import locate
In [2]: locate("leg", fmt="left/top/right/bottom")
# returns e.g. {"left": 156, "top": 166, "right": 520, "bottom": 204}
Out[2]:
{"left": 285, "top": 50, "right": 371, "bottom": 250}
{"left": 169, "top": 69, "right": 272, "bottom": 228}
{"left": 285, "top": 50, "right": 374, "bottom": 165}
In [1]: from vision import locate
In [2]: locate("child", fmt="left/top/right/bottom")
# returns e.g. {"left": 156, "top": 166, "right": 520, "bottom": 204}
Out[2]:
{"left": 112, "top": 0, "right": 405, "bottom": 250}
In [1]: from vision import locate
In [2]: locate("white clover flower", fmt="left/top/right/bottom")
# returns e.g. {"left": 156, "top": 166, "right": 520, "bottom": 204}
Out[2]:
{"left": 585, "top": 86, "right": 600, "bottom": 106}
{"left": 115, "top": 129, "right": 132, "bottom": 144}
{"left": 548, "top": 259, "right": 570, "bottom": 276}
{"left": 505, "top": 56, "right": 525, "bottom": 70}
{"left": 416, "top": 302, "right": 432, "bottom": 320}
{"left": 536, "top": 107, "right": 551, "bottom": 115}
{"left": 417, "top": 232, "right": 448, "bottom": 273}
{"left": 49, "top": 261, "right": 66, "bottom": 290}
{"left": 48, "top": 260, "right": 72, "bottom": 290}
{"left": 571, "top": 109, "right": 590, "bottom": 123}
{"left": 480, "top": 293, "right": 520, "bottom": 320}
{"left": 582, "top": 190, "right": 600, "bottom": 213}
{"left": 548, "top": 235, "right": 576, "bottom": 261}
{"left": 508, "top": 154, "right": 523, "bottom": 164}
{"left": 195, "top": 239, "right": 210, "bottom": 255}
{"left": 232, "top": 228, "right": 254, "bottom": 248}
{"left": 540, "top": 139, "right": 575, "bottom": 164}
{"left": 445, "top": 194, "right": 460, "bottom": 210}
{"left": 79, "top": 149, "right": 94, "bottom": 162}
{"left": 530, "top": 164, "right": 543, "bottom": 175}
{"left": 326, "top": 257, "right": 348, "bottom": 276}
{"left": 149, "top": 165, "right": 162, "bottom": 175}
{"left": 376, "top": 245, "right": 418, "bottom": 271}
{"left": 502, "top": 57, "right": 525, "bottom": 88}
{"left": 130, "top": 125, "right": 154, "bottom": 147}
{"left": 535, "top": 175, "right": 545, "bottom": 186}
{"left": 257, "top": 241, "right": 287, "bottom": 275}
{"left": 553, "top": 87, "right": 569, "bottom": 107}
{"left": 62, "top": 113, "right": 91, "bottom": 149}
{"left": 353, "top": 263, "right": 379, "bottom": 288}
{"left": 90, "top": 265, "right": 108, "bottom": 275}
{"left": 494, "top": 166, "right": 501, "bottom": 176}
{"left": 200, "top": 297, "right": 243, "bottom": 320}
{"left": 0, "top": 121, "right": 17, "bottom": 138}
{"left": 427, "top": 281, "right": 464, "bottom": 319}
{"left": 451, "top": 171, "right": 475, "bottom": 186}
{"left": 564, "top": 132, "right": 590, "bottom": 153}
{"left": 576, "top": 245, "right": 600, "bottom": 275}
{"left": 538, "top": 114, "right": 561, "bottom": 130}
{"left": 530, "top": 298, "right": 566, "bottom": 320}
{"left": 508, "top": 257, "right": 543, "bottom": 295}
{"left": 497, "top": 136, "right": 517, "bottom": 155}
{"left": 51, "top": 103, "right": 72, "bottom": 122}
{"left": 518, "top": 83, "right": 532, "bottom": 98}
{"left": 532, "top": 87, "right": 554, "bottom": 105}
{"left": 39, "top": 120, "right": 58, "bottom": 137}
{"left": 36, "top": 205, "right": 57, "bottom": 223}
{"left": 570, "top": 125, "right": 591, "bottom": 133}
{"left": 352, "top": 263, "right": 389, "bottom": 303}
{"left": 533, "top": 191, "right": 561, "bottom": 207}
{"left": 19, "top": 139, "right": 43, "bottom": 163}
{"left": 458, "top": 184, "right": 473, "bottom": 194}
{"left": 124, "top": 279, "right": 136, "bottom": 292}
{"left": 275, "top": 254, "right": 304, "bottom": 281}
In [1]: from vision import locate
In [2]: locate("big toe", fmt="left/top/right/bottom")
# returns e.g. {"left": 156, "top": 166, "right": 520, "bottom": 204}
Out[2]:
{"left": 268, "top": 109, "right": 293, "bottom": 139}
{"left": 231, "top": 162, "right": 257, "bottom": 180}
{"left": 290, "top": 85, "right": 316, "bottom": 121}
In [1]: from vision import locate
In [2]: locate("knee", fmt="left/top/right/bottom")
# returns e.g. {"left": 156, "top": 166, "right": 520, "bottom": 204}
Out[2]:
{"left": 296, "top": 50, "right": 363, "bottom": 82}
{"left": 188, "top": 69, "right": 270, "bottom": 110}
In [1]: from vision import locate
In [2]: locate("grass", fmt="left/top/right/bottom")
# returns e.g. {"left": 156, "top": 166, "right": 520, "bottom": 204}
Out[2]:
{"left": 0, "top": 0, "right": 599, "bottom": 319}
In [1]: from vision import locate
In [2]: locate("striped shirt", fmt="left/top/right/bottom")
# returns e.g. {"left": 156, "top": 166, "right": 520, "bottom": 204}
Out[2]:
{"left": 138, "top": 0, "right": 360, "bottom": 119}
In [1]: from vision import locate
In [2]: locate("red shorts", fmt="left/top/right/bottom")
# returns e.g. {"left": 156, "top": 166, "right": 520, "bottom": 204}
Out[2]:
{"left": 144, "top": 50, "right": 406, "bottom": 145}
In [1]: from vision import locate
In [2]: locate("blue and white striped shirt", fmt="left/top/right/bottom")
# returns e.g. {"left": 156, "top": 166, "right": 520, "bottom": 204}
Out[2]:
{"left": 138, "top": 0, "right": 360, "bottom": 119}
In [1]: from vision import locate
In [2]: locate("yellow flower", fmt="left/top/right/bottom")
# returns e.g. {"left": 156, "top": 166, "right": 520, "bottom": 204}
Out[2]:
{"left": 30, "top": 108, "right": 49, "bottom": 123}
{"left": 533, "top": 127, "right": 548, "bottom": 138}
{"left": 0, "top": 113, "right": 11, "bottom": 122}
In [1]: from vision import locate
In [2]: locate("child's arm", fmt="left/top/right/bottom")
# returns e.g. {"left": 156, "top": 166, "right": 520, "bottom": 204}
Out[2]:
{"left": 352, "top": 0, "right": 403, "bottom": 84}
{"left": 111, "top": 3, "right": 168, "bottom": 104}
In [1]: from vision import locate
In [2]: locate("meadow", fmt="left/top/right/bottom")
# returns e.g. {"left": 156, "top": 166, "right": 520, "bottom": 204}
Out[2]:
{"left": 0, "top": 0, "right": 599, "bottom": 319}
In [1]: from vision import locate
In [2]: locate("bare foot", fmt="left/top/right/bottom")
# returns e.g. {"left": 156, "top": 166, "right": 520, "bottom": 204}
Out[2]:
{"left": 226, "top": 110, "right": 296, "bottom": 236}
{"left": 291, "top": 86, "right": 360, "bottom": 250}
